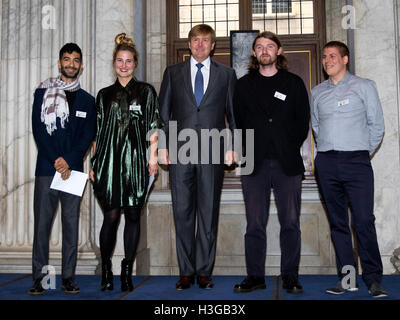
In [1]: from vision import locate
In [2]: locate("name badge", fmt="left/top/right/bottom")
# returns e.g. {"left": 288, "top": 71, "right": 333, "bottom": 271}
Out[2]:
{"left": 76, "top": 111, "right": 87, "bottom": 118}
{"left": 274, "top": 91, "right": 287, "bottom": 101}
{"left": 338, "top": 99, "right": 349, "bottom": 107}
{"left": 130, "top": 103, "right": 141, "bottom": 112}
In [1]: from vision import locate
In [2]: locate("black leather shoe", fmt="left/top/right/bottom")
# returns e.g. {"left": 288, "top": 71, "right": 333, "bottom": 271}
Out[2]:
{"left": 61, "top": 278, "right": 80, "bottom": 294}
{"left": 234, "top": 276, "right": 266, "bottom": 293}
{"left": 368, "top": 282, "right": 388, "bottom": 298}
{"left": 101, "top": 260, "right": 114, "bottom": 291}
{"left": 28, "top": 278, "right": 45, "bottom": 296}
{"left": 121, "top": 258, "right": 134, "bottom": 292}
{"left": 176, "top": 276, "right": 195, "bottom": 290}
{"left": 282, "top": 275, "right": 303, "bottom": 293}
{"left": 197, "top": 276, "right": 214, "bottom": 289}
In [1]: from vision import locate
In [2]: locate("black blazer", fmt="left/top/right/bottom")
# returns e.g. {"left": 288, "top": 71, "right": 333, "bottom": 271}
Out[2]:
{"left": 159, "top": 59, "right": 237, "bottom": 162}
{"left": 233, "top": 70, "right": 310, "bottom": 176}
{"left": 32, "top": 88, "right": 96, "bottom": 176}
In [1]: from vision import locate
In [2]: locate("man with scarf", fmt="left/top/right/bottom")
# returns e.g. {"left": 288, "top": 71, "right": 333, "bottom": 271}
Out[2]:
{"left": 29, "top": 43, "right": 95, "bottom": 295}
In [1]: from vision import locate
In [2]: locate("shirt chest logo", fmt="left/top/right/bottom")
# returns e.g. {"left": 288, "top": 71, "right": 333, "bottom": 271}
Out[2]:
{"left": 274, "top": 91, "right": 287, "bottom": 101}
{"left": 338, "top": 99, "right": 349, "bottom": 107}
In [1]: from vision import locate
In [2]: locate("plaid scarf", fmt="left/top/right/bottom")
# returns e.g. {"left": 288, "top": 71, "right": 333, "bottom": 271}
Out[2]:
{"left": 38, "top": 76, "right": 81, "bottom": 135}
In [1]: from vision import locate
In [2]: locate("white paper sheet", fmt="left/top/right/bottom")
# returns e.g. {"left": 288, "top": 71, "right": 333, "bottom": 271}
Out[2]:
{"left": 50, "top": 170, "right": 88, "bottom": 197}
{"left": 146, "top": 174, "right": 155, "bottom": 201}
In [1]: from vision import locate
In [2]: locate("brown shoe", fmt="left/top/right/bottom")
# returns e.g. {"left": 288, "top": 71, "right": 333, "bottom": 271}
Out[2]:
{"left": 176, "top": 276, "right": 195, "bottom": 290}
{"left": 197, "top": 276, "right": 214, "bottom": 289}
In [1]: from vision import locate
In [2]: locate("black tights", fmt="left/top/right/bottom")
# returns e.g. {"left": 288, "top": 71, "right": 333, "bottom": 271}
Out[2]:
{"left": 100, "top": 207, "right": 141, "bottom": 262}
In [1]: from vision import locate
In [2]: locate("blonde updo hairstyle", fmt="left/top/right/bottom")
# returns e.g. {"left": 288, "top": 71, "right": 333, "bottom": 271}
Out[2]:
{"left": 113, "top": 33, "right": 139, "bottom": 67}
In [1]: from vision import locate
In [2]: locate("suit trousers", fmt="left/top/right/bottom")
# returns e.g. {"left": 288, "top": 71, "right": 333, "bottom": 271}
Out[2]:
{"left": 32, "top": 176, "right": 81, "bottom": 281}
{"left": 315, "top": 151, "right": 383, "bottom": 286}
{"left": 170, "top": 162, "right": 224, "bottom": 276}
{"left": 241, "top": 158, "right": 302, "bottom": 277}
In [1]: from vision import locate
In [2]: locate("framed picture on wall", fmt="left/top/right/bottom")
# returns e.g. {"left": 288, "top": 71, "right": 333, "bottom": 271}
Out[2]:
{"left": 230, "top": 30, "right": 259, "bottom": 79}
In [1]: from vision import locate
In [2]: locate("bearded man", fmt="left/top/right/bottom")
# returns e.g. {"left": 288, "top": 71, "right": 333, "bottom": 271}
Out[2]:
{"left": 29, "top": 43, "right": 95, "bottom": 295}
{"left": 233, "top": 31, "right": 310, "bottom": 294}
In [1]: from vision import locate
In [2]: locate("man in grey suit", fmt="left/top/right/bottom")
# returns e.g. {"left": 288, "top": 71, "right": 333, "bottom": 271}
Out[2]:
{"left": 159, "top": 24, "right": 237, "bottom": 290}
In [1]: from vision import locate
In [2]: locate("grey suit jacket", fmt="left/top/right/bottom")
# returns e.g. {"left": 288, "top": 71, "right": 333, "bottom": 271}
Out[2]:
{"left": 159, "top": 58, "right": 237, "bottom": 161}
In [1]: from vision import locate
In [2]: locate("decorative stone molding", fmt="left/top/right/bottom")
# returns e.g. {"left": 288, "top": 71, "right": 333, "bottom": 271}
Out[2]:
{"left": 390, "top": 247, "right": 400, "bottom": 274}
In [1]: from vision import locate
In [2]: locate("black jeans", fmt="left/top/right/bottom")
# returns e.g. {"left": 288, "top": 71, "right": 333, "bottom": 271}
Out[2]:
{"left": 241, "top": 159, "right": 302, "bottom": 277}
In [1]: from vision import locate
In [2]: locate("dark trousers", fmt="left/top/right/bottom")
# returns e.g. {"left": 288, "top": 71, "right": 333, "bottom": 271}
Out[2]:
{"left": 315, "top": 151, "right": 383, "bottom": 286}
{"left": 241, "top": 158, "right": 302, "bottom": 277}
{"left": 32, "top": 176, "right": 81, "bottom": 281}
{"left": 170, "top": 163, "right": 224, "bottom": 276}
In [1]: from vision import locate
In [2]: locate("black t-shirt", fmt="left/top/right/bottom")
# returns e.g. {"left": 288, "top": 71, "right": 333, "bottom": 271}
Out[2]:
{"left": 253, "top": 71, "right": 284, "bottom": 159}
{"left": 233, "top": 69, "right": 310, "bottom": 176}
{"left": 65, "top": 90, "right": 77, "bottom": 114}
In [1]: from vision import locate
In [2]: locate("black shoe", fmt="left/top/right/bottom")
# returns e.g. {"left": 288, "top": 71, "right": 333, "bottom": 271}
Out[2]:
{"left": 326, "top": 280, "right": 358, "bottom": 295}
{"left": 368, "top": 282, "right": 388, "bottom": 298}
{"left": 197, "top": 276, "right": 214, "bottom": 289}
{"left": 61, "top": 278, "right": 80, "bottom": 294}
{"left": 282, "top": 275, "right": 303, "bottom": 293}
{"left": 234, "top": 276, "right": 266, "bottom": 293}
{"left": 176, "top": 276, "right": 195, "bottom": 290}
{"left": 101, "top": 260, "right": 114, "bottom": 291}
{"left": 121, "top": 258, "right": 134, "bottom": 292}
{"left": 28, "top": 278, "right": 45, "bottom": 296}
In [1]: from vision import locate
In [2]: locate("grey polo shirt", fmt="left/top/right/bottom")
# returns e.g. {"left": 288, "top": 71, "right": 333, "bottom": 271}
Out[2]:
{"left": 311, "top": 72, "right": 384, "bottom": 155}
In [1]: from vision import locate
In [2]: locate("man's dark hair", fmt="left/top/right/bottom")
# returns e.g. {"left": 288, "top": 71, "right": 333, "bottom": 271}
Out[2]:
{"left": 323, "top": 41, "right": 350, "bottom": 58}
{"left": 323, "top": 41, "right": 350, "bottom": 70}
{"left": 59, "top": 43, "right": 82, "bottom": 60}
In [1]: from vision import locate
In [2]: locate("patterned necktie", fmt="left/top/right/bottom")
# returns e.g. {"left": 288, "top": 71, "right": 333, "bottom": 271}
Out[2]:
{"left": 194, "top": 63, "right": 204, "bottom": 106}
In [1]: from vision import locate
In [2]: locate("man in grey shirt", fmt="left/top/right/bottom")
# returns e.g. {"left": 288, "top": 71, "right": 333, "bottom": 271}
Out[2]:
{"left": 311, "top": 41, "right": 387, "bottom": 298}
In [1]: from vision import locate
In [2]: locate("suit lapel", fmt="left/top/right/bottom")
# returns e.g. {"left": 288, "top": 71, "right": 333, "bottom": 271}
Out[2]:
{"left": 183, "top": 60, "right": 197, "bottom": 106}
{"left": 200, "top": 60, "right": 220, "bottom": 106}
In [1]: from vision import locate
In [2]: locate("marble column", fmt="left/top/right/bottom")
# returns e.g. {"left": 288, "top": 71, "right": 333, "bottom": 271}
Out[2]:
{"left": 351, "top": 0, "right": 400, "bottom": 274}
{"left": 146, "top": 0, "right": 169, "bottom": 190}
{"left": 325, "top": 0, "right": 348, "bottom": 43}
{"left": 0, "top": 0, "right": 97, "bottom": 274}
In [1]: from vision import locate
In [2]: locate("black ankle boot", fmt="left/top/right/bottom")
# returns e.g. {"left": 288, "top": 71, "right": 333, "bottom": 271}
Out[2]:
{"left": 121, "top": 258, "right": 134, "bottom": 292}
{"left": 101, "top": 260, "right": 113, "bottom": 291}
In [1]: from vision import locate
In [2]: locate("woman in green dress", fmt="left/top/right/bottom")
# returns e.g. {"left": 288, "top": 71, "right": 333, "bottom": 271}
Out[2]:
{"left": 90, "top": 33, "right": 162, "bottom": 292}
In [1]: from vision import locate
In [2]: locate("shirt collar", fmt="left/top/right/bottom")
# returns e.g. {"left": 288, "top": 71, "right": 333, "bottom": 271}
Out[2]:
{"left": 115, "top": 77, "right": 136, "bottom": 89}
{"left": 191, "top": 56, "right": 211, "bottom": 70}
{"left": 328, "top": 71, "right": 352, "bottom": 86}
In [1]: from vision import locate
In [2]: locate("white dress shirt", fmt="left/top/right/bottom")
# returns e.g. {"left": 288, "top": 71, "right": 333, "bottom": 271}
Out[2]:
{"left": 190, "top": 56, "right": 211, "bottom": 95}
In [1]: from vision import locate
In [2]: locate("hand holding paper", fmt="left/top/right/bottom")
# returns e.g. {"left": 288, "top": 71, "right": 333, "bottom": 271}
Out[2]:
{"left": 50, "top": 170, "right": 89, "bottom": 197}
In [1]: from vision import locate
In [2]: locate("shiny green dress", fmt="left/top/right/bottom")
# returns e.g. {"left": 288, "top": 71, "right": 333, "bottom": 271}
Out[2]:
{"left": 91, "top": 78, "right": 163, "bottom": 211}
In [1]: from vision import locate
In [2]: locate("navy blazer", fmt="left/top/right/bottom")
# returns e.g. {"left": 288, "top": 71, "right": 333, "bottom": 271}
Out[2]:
{"left": 32, "top": 88, "right": 96, "bottom": 176}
